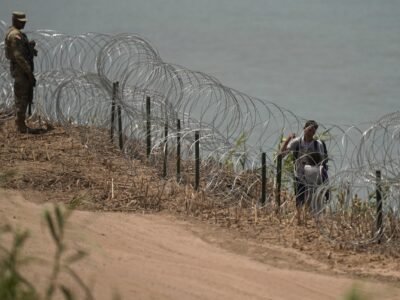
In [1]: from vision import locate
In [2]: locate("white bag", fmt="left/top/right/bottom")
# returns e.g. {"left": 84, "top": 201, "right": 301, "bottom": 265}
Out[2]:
{"left": 303, "top": 165, "right": 323, "bottom": 186}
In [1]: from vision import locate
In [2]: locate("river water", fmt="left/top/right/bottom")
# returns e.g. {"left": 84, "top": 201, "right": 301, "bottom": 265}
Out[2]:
{"left": 1, "top": 0, "right": 399, "bottom": 127}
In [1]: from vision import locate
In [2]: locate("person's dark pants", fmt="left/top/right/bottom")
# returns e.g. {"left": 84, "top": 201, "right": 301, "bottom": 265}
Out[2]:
{"left": 294, "top": 177, "right": 307, "bottom": 208}
{"left": 295, "top": 172, "right": 329, "bottom": 211}
{"left": 321, "top": 167, "right": 330, "bottom": 201}
{"left": 13, "top": 72, "right": 33, "bottom": 131}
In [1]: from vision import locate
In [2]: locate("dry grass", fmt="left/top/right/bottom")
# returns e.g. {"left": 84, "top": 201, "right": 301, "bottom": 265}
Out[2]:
{"left": 1, "top": 116, "right": 400, "bottom": 285}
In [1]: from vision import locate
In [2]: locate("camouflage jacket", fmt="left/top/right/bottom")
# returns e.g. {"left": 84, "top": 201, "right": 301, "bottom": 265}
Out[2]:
{"left": 4, "top": 26, "right": 32, "bottom": 77}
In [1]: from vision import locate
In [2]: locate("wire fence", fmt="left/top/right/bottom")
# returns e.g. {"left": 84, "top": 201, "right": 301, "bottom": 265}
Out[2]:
{"left": 1, "top": 20, "right": 399, "bottom": 246}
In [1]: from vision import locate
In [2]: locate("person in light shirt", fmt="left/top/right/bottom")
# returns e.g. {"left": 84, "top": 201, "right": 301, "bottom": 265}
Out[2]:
{"left": 280, "top": 120, "right": 328, "bottom": 225}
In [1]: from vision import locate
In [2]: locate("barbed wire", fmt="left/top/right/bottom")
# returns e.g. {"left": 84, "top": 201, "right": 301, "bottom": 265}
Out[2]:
{"left": 1, "top": 22, "right": 399, "bottom": 245}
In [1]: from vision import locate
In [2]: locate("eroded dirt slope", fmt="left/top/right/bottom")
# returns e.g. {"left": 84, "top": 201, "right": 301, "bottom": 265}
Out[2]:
{"left": 1, "top": 189, "right": 399, "bottom": 300}
{"left": 1, "top": 117, "right": 400, "bottom": 299}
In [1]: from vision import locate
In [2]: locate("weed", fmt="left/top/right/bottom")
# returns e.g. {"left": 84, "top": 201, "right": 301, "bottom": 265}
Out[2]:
{"left": 0, "top": 170, "right": 17, "bottom": 187}
{"left": 0, "top": 225, "right": 38, "bottom": 300}
{"left": 343, "top": 285, "right": 369, "bottom": 300}
{"left": 0, "top": 204, "right": 103, "bottom": 300}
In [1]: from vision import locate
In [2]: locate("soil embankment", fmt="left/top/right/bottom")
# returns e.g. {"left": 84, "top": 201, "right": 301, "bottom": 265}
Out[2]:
{"left": 1, "top": 189, "right": 399, "bottom": 300}
{"left": 0, "top": 117, "right": 399, "bottom": 299}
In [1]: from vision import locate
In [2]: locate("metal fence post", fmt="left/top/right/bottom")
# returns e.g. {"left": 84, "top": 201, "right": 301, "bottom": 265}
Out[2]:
{"left": 110, "top": 82, "right": 118, "bottom": 142}
{"left": 195, "top": 131, "right": 200, "bottom": 191}
{"left": 177, "top": 119, "right": 181, "bottom": 182}
{"left": 163, "top": 123, "right": 168, "bottom": 178}
{"left": 146, "top": 96, "right": 151, "bottom": 159}
{"left": 117, "top": 102, "right": 123, "bottom": 150}
{"left": 275, "top": 153, "right": 282, "bottom": 212}
{"left": 376, "top": 170, "right": 383, "bottom": 243}
{"left": 260, "top": 152, "right": 267, "bottom": 205}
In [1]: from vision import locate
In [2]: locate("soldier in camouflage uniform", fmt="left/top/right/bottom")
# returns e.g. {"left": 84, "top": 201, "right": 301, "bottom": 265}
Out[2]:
{"left": 4, "top": 12, "right": 38, "bottom": 133}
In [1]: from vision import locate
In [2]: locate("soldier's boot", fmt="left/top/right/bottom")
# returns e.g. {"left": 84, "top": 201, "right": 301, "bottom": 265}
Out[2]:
{"left": 15, "top": 113, "right": 28, "bottom": 133}
{"left": 15, "top": 113, "right": 41, "bottom": 134}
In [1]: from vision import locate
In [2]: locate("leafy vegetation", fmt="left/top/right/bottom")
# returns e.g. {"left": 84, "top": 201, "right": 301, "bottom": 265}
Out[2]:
{"left": 0, "top": 205, "right": 96, "bottom": 300}
{"left": 0, "top": 170, "right": 17, "bottom": 187}
{"left": 343, "top": 285, "right": 369, "bottom": 300}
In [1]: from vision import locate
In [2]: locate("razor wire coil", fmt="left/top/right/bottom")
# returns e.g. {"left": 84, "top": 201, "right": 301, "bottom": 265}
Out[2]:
{"left": 1, "top": 22, "right": 399, "bottom": 246}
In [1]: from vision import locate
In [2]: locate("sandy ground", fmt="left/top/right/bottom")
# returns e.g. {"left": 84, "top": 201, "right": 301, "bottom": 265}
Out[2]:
{"left": 1, "top": 189, "right": 399, "bottom": 300}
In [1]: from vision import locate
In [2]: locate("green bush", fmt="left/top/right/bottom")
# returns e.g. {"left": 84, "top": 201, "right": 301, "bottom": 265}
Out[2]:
{"left": 0, "top": 205, "right": 93, "bottom": 300}
{"left": 343, "top": 285, "right": 370, "bottom": 300}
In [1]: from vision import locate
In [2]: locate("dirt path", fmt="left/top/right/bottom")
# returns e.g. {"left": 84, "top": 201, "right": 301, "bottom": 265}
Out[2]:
{"left": 1, "top": 189, "right": 399, "bottom": 300}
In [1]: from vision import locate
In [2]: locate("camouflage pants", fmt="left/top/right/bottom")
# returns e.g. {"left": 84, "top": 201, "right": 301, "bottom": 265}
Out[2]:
{"left": 14, "top": 74, "right": 33, "bottom": 124}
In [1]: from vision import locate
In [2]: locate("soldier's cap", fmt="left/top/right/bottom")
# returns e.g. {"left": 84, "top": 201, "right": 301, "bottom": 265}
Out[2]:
{"left": 12, "top": 11, "right": 27, "bottom": 22}
{"left": 304, "top": 120, "right": 318, "bottom": 130}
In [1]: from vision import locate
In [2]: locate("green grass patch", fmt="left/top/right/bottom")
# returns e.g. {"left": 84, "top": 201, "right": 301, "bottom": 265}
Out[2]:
{"left": 0, "top": 170, "right": 17, "bottom": 187}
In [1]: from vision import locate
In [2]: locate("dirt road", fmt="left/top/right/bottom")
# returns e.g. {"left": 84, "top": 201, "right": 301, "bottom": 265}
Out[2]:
{"left": 1, "top": 189, "right": 399, "bottom": 300}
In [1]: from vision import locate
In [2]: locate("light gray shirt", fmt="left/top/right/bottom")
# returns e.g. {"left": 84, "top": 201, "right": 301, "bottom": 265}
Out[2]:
{"left": 286, "top": 136, "right": 325, "bottom": 180}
